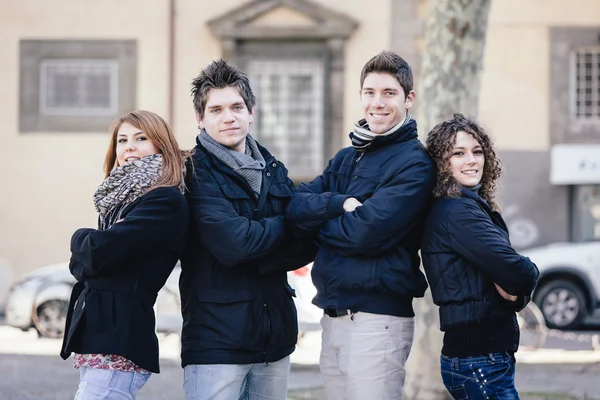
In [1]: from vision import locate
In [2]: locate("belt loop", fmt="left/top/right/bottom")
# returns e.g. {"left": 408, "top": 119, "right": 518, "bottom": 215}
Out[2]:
{"left": 489, "top": 353, "right": 496, "bottom": 362}
{"left": 452, "top": 357, "right": 459, "bottom": 370}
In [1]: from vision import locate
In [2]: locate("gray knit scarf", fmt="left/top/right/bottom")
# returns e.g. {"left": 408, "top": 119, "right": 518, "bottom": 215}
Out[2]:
{"left": 198, "top": 130, "right": 265, "bottom": 197}
{"left": 350, "top": 114, "right": 412, "bottom": 151}
{"left": 93, "top": 153, "right": 164, "bottom": 228}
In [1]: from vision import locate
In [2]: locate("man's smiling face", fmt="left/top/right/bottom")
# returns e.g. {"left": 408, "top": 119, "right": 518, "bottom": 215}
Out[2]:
{"left": 360, "top": 72, "right": 414, "bottom": 134}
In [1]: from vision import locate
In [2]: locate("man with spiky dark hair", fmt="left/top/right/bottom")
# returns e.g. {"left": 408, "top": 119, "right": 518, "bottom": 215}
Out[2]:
{"left": 180, "top": 59, "right": 315, "bottom": 399}
{"left": 286, "top": 51, "right": 435, "bottom": 399}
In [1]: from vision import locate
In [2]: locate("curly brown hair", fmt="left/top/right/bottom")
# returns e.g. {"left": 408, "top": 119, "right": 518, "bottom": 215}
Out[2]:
{"left": 425, "top": 113, "right": 502, "bottom": 210}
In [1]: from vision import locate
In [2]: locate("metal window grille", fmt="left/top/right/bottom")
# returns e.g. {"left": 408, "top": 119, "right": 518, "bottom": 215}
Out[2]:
{"left": 247, "top": 60, "right": 324, "bottom": 177}
{"left": 39, "top": 59, "right": 118, "bottom": 116}
{"left": 573, "top": 47, "right": 600, "bottom": 120}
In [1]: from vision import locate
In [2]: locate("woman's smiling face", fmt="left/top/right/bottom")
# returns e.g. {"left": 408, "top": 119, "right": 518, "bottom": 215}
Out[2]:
{"left": 449, "top": 131, "right": 485, "bottom": 187}
{"left": 115, "top": 122, "right": 159, "bottom": 167}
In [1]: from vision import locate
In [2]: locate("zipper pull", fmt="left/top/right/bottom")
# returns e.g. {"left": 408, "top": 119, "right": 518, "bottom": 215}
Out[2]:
{"left": 356, "top": 152, "right": 364, "bottom": 162}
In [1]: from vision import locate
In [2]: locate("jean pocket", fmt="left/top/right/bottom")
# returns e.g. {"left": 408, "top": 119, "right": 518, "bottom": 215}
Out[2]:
{"left": 446, "top": 385, "right": 468, "bottom": 400}
{"left": 129, "top": 372, "right": 151, "bottom": 397}
{"left": 441, "top": 370, "right": 470, "bottom": 400}
{"left": 441, "top": 371, "right": 469, "bottom": 400}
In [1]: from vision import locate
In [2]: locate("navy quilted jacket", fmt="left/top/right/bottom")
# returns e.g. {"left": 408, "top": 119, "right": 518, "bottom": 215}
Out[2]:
{"left": 421, "top": 189, "right": 539, "bottom": 330}
{"left": 286, "top": 120, "right": 435, "bottom": 317}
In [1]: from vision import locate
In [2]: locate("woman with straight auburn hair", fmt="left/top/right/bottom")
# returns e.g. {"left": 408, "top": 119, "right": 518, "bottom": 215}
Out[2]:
{"left": 60, "top": 110, "right": 190, "bottom": 399}
{"left": 421, "top": 113, "right": 539, "bottom": 399}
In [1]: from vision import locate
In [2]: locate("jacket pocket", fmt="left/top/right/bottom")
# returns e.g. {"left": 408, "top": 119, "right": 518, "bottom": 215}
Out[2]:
{"left": 196, "top": 289, "right": 255, "bottom": 350}
{"left": 268, "top": 183, "right": 294, "bottom": 215}
{"left": 267, "top": 284, "right": 298, "bottom": 351}
{"left": 220, "top": 184, "right": 253, "bottom": 217}
{"left": 220, "top": 184, "right": 251, "bottom": 200}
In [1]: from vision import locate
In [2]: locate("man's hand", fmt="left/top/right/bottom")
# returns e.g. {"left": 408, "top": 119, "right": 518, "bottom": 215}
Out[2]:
{"left": 343, "top": 197, "right": 363, "bottom": 212}
{"left": 494, "top": 283, "right": 518, "bottom": 302}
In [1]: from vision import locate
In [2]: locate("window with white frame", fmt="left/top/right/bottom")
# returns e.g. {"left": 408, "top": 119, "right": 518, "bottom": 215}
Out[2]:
{"left": 573, "top": 46, "right": 600, "bottom": 120}
{"left": 39, "top": 59, "right": 118, "bottom": 116}
{"left": 247, "top": 60, "right": 324, "bottom": 178}
{"left": 20, "top": 40, "right": 136, "bottom": 132}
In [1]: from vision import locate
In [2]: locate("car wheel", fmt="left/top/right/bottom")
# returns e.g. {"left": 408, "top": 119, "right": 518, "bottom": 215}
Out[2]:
{"left": 33, "top": 299, "right": 68, "bottom": 338}
{"left": 534, "top": 280, "right": 587, "bottom": 330}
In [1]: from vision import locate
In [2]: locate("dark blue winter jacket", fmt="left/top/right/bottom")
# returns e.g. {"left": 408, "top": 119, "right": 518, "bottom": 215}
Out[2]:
{"left": 180, "top": 139, "right": 316, "bottom": 367}
{"left": 421, "top": 189, "right": 539, "bottom": 329}
{"left": 285, "top": 119, "right": 435, "bottom": 317}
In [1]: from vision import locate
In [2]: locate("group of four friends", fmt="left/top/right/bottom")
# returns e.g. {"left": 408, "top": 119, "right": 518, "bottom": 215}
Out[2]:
{"left": 59, "top": 51, "right": 540, "bottom": 400}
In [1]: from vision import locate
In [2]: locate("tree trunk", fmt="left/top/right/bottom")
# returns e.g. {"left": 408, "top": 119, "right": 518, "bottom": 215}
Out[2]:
{"left": 416, "top": 0, "right": 492, "bottom": 137}
{"left": 404, "top": 1, "right": 492, "bottom": 399}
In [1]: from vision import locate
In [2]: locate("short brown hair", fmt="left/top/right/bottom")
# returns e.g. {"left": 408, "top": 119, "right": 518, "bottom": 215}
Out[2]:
{"left": 360, "top": 51, "right": 413, "bottom": 97}
{"left": 104, "top": 110, "right": 191, "bottom": 190}
{"left": 425, "top": 113, "right": 502, "bottom": 210}
{"left": 191, "top": 59, "right": 256, "bottom": 119}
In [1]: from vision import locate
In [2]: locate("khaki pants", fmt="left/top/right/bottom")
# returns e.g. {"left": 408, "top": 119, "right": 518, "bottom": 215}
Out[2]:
{"left": 319, "top": 312, "right": 414, "bottom": 400}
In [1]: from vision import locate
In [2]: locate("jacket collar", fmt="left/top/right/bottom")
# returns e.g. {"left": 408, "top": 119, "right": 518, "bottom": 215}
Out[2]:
{"left": 460, "top": 188, "right": 493, "bottom": 214}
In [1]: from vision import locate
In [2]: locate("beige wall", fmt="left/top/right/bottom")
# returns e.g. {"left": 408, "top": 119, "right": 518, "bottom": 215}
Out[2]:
{"left": 3, "top": 0, "right": 600, "bottom": 280}
{"left": 480, "top": 0, "right": 600, "bottom": 150}
{"left": 0, "top": 0, "right": 172, "bottom": 276}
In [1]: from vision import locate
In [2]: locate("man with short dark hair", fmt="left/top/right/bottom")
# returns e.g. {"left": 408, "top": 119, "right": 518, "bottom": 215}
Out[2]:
{"left": 180, "top": 59, "right": 315, "bottom": 400}
{"left": 286, "top": 51, "right": 435, "bottom": 399}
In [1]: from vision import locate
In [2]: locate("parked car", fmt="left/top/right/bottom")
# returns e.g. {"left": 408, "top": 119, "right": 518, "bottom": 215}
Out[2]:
{"left": 5, "top": 261, "right": 321, "bottom": 339}
{"left": 521, "top": 241, "right": 600, "bottom": 329}
{"left": 5, "top": 262, "right": 182, "bottom": 338}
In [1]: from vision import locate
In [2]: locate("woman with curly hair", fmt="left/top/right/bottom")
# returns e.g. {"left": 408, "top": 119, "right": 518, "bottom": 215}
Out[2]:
{"left": 421, "top": 113, "right": 539, "bottom": 399}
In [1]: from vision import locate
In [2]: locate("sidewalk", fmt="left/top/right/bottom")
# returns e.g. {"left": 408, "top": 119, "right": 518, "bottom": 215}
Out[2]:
{"left": 288, "top": 335, "right": 600, "bottom": 400}
{"left": 515, "top": 349, "right": 600, "bottom": 399}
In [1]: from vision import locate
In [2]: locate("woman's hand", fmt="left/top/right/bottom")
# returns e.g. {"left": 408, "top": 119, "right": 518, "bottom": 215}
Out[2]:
{"left": 494, "top": 283, "right": 518, "bottom": 302}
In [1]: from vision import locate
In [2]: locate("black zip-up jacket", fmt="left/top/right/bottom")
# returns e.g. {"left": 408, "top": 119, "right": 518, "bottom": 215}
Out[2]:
{"left": 285, "top": 119, "right": 435, "bottom": 317}
{"left": 180, "top": 139, "right": 316, "bottom": 367}
{"left": 60, "top": 187, "right": 188, "bottom": 373}
{"left": 421, "top": 189, "right": 539, "bottom": 356}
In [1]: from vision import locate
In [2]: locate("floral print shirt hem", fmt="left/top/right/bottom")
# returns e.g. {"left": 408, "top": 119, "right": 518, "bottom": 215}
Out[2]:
{"left": 73, "top": 353, "right": 150, "bottom": 374}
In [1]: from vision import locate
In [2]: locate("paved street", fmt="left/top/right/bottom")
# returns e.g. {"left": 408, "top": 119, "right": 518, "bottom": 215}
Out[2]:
{"left": 0, "top": 325, "right": 599, "bottom": 399}
{"left": 0, "top": 326, "right": 323, "bottom": 400}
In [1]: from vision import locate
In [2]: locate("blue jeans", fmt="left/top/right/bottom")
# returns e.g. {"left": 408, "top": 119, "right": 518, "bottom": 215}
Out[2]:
{"left": 74, "top": 367, "right": 151, "bottom": 400}
{"left": 183, "top": 356, "right": 290, "bottom": 400}
{"left": 440, "top": 352, "right": 519, "bottom": 399}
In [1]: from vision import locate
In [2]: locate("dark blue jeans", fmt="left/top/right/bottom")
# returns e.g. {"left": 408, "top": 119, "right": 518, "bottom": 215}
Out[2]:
{"left": 440, "top": 352, "right": 519, "bottom": 399}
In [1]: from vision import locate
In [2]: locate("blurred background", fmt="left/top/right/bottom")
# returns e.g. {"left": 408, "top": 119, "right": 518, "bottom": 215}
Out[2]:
{"left": 1, "top": 0, "right": 599, "bottom": 284}
{"left": 0, "top": 1, "right": 599, "bottom": 398}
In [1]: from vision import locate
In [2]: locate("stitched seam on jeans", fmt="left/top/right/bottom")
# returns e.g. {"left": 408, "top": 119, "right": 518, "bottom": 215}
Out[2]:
{"left": 74, "top": 381, "right": 87, "bottom": 400}
{"left": 128, "top": 371, "right": 136, "bottom": 396}
{"left": 107, "top": 369, "right": 118, "bottom": 390}
{"left": 477, "top": 361, "right": 511, "bottom": 384}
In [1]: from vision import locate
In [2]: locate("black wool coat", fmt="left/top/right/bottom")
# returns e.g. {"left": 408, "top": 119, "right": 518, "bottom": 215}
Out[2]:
{"left": 60, "top": 186, "right": 188, "bottom": 373}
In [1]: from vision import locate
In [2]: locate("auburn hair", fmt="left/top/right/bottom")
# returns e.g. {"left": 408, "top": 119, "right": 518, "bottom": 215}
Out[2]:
{"left": 103, "top": 110, "right": 191, "bottom": 190}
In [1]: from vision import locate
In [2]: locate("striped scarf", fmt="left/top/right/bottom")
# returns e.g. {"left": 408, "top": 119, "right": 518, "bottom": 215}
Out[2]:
{"left": 198, "top": 130, "right": 265, "bottom": 197}
{"left": 349, "top": 114, "right": 412, "bottom": 151}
